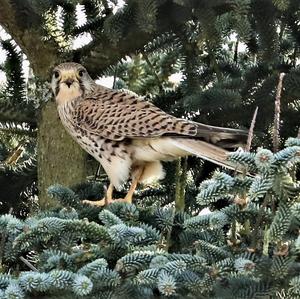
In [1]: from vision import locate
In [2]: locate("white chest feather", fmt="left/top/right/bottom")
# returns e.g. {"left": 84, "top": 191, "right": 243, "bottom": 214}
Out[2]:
{"left": 56, "top": 85, "right": 82, "bottom": 105}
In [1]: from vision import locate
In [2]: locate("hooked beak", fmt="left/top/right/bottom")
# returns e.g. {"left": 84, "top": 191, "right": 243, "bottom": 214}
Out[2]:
{"left": 63, "top": 78, "right": 75, "bottom": 88}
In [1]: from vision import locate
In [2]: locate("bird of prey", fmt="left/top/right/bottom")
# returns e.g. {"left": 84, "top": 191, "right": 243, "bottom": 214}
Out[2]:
{"left": 51, "top": 62, "right": 248, "bottom": 205}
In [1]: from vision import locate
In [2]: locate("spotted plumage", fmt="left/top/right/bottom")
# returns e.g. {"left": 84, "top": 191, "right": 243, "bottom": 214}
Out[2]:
{"left": 52, "top": 62, "right": 248, "bottom": 204}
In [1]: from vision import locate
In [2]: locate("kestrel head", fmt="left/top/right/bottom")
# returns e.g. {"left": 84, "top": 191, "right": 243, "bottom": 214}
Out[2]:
{"left": 51, "top": 62, "right": 95, "bottom": 105}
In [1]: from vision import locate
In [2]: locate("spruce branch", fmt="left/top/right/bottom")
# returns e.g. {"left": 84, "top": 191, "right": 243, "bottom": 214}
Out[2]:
{"left": 0, "top": 122, "right": 37, "bottom": 137}
{"left": 273, "top": 73, "right": 285, "bottom": 153}
{"left": 142, "top": 52, "right": 163, "bottom": 92}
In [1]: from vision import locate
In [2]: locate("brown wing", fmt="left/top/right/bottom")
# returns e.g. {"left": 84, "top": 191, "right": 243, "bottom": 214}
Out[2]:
{"left": 73, "top": 85, "right": 248, "bottom": 146}
{"left": 72, "top": 86, "right": 197, "bottom": 141}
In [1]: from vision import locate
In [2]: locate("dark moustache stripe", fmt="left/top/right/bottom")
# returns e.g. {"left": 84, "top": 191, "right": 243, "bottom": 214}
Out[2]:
{"left": 78, "top": 78, "right": 86, "bottom": 95}
{"left": 55, "top": 80, "right": 61, "bottom": 96}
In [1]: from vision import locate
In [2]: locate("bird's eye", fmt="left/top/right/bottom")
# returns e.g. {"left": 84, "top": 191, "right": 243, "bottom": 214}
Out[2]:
{"left": 78, "top": 69, "right": 85, "bottom": 77}
{"left": 54, "top": 71, "right": 60, "bottom": 79}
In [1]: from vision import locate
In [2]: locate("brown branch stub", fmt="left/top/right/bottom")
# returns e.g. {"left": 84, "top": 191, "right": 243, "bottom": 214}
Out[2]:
{"left": 246, "top": 106, "right": 258, "bottom": 152}
{"left": 19, "top": 256, "right": 38, "bottom": 271}
{"left": 297, "top": 128, "right": 300, "bottom": 139}
{"left": 273, "top": 73, "right": 285, "bottom": 153}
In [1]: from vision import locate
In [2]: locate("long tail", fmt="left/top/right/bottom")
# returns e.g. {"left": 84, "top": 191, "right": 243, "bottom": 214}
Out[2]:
{"left": 169, "top": 138, "right": 239, "bottom": 170}
{"left": 193, "top": 123, "right": 248, "bottom": 148}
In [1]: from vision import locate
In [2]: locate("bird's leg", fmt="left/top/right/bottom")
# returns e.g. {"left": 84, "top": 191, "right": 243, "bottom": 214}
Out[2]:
{"left": 122, "top": 166, "right": 144, "bottom": 204}
{"left": 105, "top": 183, "right": 114, "bottom": 204}
{"left": 83, "top": 167, "right": 143, "bottom": 206}
{"left": 110, "top": 167, "right": 144, "bottom": 204}
{"left": 82, "top": 183, "right": 114, "bottom": 206}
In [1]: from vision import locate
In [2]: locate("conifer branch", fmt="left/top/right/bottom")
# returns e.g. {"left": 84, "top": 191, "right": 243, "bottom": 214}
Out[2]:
{"left": 142, "top": 52, "right": 163, "bottom": 92}
{"left": 0, "top": 122, "right": 37, "bottom": 137}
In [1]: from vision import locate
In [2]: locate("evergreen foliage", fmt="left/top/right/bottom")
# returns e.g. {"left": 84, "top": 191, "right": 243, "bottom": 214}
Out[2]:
{"left": 0, "top": 1, "right": 300, "bottom": 297}
{"left": 0, "top": 139, "right": 299, "bottom": 298}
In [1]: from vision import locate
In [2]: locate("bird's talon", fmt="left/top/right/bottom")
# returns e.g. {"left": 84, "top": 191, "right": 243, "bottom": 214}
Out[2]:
{"left": 82, "top": 197, "right": 128, "bottom": 206}
{"left": 82, "top": 199, "right": 106, "bottom": 206}
{"left": 114, "top": 197, "right": 133, "bottom": 204}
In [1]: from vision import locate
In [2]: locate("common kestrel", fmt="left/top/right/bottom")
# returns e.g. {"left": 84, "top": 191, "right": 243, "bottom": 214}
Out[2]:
{"left": 51, "top": 62, "right": 247, "bottom": 205}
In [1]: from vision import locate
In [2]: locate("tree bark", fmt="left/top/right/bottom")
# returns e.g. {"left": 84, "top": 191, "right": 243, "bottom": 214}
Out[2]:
{"left": 37, "top": 102, "right": 89, "bottom": 208}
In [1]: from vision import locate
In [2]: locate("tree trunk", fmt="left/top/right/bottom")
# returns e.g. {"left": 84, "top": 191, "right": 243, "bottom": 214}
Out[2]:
{"left": 0, "top": 1, "right": 92, "bottom": 208}
{"left": 37, "top": 101, "right": 89, "bottom": 209}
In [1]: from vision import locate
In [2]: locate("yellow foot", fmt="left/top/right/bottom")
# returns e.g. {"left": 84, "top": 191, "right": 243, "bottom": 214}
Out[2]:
{"left": 82, "top": 197, "right": 132, "bottom": 206}
{"left": 82, "top": 183, "right": 115, "bottom": 206}
{"left": 82, "top": 197, "right": 114, "bottom": 206}
{"left": 112, "top": 197, "right": 132, "bottom": 204}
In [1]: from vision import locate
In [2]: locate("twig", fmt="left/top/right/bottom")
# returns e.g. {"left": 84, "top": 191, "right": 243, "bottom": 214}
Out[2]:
{"left": 234, "top": 38, "right": 239, "bottom": 63}
{"left": 262, "top": 226, "right": 270, "bottom": 256}
{"left": 207, "top": 43, "right": 222, "bottom": 81}
{"left": 102, "top": 0, "right": 113, "bottom": 15}
{"left": 230, "top": 220, "right": 237, "bottom": 245}
{"left": 165, "top": 208, "right": 176, "bottom": 252}
{"left": 175, "top": 159, "right": 182, "bottom": 211}
{"left": 292, "top": 47, "right": 297, "bottom": 68}
{"left": 297, "top": 128, "right": 300, "bottom": 139}
{"left": 239, "top": 107, "right": 258, "bottom": 241}
{"left": 246, "top": 107, "right": 258, "bottom": 152}
{"left": 0, "top": 208, "right": 13, "bottom": 264}
{"left": 19, "top": 256, "right": 38, "bottom": 271}
{"left": 273, "top": 73, "right": 285, "bottom": 153}
{"left": 0, "top": 232, "right": 6, "bottom": 265}
{"left": 5, "top": 139, "right": 26, "bottom": 165}
{"left": 180, "top": 157, "right": 188, "bottom": 208}
{"left": 250, "top": 195, "right": 269, "bottom": 249}
{"left": 175, "top": 158, "right": 187, "bottom": 212}
{"left": 112, "top": 66, "right": 118, "bottom": 89}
